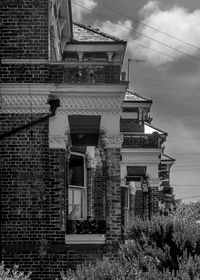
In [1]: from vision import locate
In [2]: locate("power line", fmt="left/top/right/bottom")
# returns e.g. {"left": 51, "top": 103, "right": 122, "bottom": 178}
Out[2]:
{"left": 135, "top": 80, "right": 199, "bottom": 98}
{"left": 73, "top": 15, "right": 198, "bottom": 66}
{"left": 178, "top": 195, "right": 200, "bottom": 200}
{"left": 173, "top": 165, "right": 200, "bottom": 168}
{"left": 90, "top": 0, "right": 200, "bottom": 51}
{"left": 71, "top": 2, "right": 200, "bottom": 64}
{"left": 173, "top": 184, "right": 200, "bottom": 187}
{"left": 172, "top": 169, "right": 200, "bottom": 172}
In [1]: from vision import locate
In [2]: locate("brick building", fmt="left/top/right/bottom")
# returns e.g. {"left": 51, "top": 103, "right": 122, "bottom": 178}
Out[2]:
{"left": 0, "top": 0, "right": 174, "bottom": 279}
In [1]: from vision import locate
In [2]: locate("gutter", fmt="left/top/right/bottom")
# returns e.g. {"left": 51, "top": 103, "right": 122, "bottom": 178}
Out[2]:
{"left": 0, "top": 95, "right": 60, "bottom": 140}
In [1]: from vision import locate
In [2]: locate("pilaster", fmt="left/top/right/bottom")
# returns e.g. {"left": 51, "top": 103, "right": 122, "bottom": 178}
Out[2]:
{"left": 105, "top": 146, "right": 122, "bottom": 244}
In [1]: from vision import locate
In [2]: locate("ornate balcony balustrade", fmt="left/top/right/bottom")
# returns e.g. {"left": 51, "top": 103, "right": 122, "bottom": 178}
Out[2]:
{"left": 66, "top": 220, "right": 106, "bottom": 234}
{"left": 63, "top": 65, "right": 120, "bottom": 84}
{"left": 122, "top": 134, "right": 160, "bottom": 148}
{"left": 159, "top": 171, "right": 170, "bottom": 180}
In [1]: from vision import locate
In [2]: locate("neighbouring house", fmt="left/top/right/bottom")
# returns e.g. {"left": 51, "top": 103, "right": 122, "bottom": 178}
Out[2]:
{"left": 0, "top": 0, "right": 174, "bottom": 279}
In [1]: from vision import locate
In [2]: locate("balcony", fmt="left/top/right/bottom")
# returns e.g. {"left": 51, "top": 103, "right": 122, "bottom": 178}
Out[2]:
{"left": 65, "top": 220, "right": 106, "bottom": 244}
{"left": 122, "top": 134, "right": 160, "bottom": 149}
{"left": 63, "top": 65, "right": 120, "bottom": 84}
{"left": 66, "top": 220, "right": 106, "bottom": 234}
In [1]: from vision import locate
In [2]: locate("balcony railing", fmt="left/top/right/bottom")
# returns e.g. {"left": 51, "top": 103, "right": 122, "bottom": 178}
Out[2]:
{"left": 122, "top": 134, "right": 160, "bottom": 148}
{"left": 63, "top": 65, "right": 120, "bottom": 84}
{"left": 66, "top": 220, "right": 106, "bottom": 234}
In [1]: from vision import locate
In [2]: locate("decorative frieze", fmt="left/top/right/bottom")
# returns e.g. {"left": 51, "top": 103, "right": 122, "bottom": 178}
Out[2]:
{"left": 1, "top": 95, "right": 49, "bottom": 114}
{"left": 122, "top": 154, "right": 160, "bottom": 164}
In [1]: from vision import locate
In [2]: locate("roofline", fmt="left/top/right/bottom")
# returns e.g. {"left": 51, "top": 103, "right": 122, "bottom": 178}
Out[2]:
{"left": 72, "top": 21, "right": 127, "bottom": 45}
{"left": 144, "top": 122, "right": 168, "bottom": 136}
{"left": 124, "top": 100, "right": 152, "bottom": 104}
{"left": 124, "top": 90, "right": 152, "bottom": 103}
{"left": 161, "top": 153, "right": 176, "bottom": 162}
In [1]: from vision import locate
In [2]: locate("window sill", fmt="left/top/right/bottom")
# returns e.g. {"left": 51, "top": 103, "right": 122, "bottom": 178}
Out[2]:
{"left": 65, "top": 234, "right": 106, "bottom": 244}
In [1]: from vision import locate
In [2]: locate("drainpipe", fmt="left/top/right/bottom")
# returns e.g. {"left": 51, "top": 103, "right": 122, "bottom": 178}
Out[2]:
{"left": 0, "top": 95, "right": 60, "bottom": 140}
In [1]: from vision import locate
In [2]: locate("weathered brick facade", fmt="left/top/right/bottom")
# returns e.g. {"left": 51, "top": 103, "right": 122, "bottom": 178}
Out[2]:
{"left": 0, "top": 0, "right": 173, "bottom": 278}
{"left": 0, "top": 0, "right": 49, "bottom": 59}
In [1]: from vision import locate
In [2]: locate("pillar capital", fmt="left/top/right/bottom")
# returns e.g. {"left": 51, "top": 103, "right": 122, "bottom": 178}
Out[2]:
{"left": 148, "top": 178, "right": 161, "bottom": 189}
{"left": 49, "top": 134, "right": 69, "bottom": 149}
{"left": 102, "top": 134, "right": 123, "bottom": 149}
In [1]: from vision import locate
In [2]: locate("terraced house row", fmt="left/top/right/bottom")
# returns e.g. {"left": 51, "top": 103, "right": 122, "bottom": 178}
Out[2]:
{"left": 0, "top": 0, "right": 175, "bottom": 279}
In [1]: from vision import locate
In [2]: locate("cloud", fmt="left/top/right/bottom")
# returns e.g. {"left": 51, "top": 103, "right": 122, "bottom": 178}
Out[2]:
{"left": 132, "top": 1, "right": 200, "bottom": 66}
{"left": 94, "top": 20, "right": 132, "bottom": 40}
{"left": 72, "top": 0, "right": 97, "bottom": 21}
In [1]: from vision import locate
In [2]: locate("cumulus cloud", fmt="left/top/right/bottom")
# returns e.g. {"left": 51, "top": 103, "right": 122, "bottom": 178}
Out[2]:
{"left": 94, "top": 20, "right": 132, "bottom": 40}
{"left": 72, "top": 0, "right": 97, "bottom": 21}
{"left": 132, "top": 1, "right": 200, "bottom": 66}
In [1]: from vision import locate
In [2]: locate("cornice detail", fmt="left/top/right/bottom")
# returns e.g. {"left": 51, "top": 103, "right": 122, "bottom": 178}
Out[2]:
{"left": 1, "top": 94, "right": 122, "bottom": 115}
{"left": 59, "top": 96, "right": 122, "bottom": 110}
{"left": 122, "top": 154, "right": 160, "bottom": 164}
{"left": 1, "top": 95, "right": 49, "bottom": 114}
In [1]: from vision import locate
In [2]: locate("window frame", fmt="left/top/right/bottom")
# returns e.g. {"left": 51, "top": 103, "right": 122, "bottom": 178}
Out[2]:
{"left": 68, "top": 152, "right": 87, "bottom": 220}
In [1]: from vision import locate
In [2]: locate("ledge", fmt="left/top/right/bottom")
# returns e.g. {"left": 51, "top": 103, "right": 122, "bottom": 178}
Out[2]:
{"left": 65, "top": 234, "right": 106, "bottom": 244}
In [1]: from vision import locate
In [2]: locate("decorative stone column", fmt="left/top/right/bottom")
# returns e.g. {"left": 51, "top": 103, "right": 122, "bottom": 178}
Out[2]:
{"left": 102, "top": 134, "right": 123, "bottom": 246}
{"left": 148, "top": 178, "right": 160, "bottom": 217}
{"left": 86, "top": 147, "right": 97, "bottom": 220}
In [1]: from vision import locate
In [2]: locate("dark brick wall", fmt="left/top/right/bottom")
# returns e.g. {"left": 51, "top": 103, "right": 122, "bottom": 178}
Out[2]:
{"left": 105, "top": 148, "right": 122, "bottom": 244}
{"left": 0, "top": 0, "right": 49, "bottom": 59}
{"left": 0, "top": 113, "right": 107, "bottom": 278}
{"left": 0, "top": 113, "right": 69, "bottom": 279}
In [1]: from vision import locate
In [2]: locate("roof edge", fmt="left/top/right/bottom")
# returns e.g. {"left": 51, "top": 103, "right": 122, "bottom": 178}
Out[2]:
{"left": 144, "top": 122, "right": 168, "bottom": 136}
{"left": 125, "top": 89, "right": 152, "bottom": 103}
{"left": 72, "top": 21, "right": 127, "bottom": 44}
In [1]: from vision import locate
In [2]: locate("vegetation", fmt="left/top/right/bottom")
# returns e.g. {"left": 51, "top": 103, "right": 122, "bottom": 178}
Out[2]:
{"left": 62, "top": 202, "right": 200, "bottom": 280}
{"left": 0, "top": 262, "right": 31, "bottom": 280}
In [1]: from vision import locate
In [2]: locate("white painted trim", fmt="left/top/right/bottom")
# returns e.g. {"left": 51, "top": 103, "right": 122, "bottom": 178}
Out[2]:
{"left": 121, "top": 112, "right": 138, "bottom": 119}
{"left": 65, "top": 234, "right": 106, "bottom": 244}
{"left": 121, "top": 148, "right": 162, "bottom": 154}
{"left": 1, "top": 59, "right": 49, "bottom": 64}
{"left": 1, "top": 83, "right": 128, "bottom": 95}
{"left": 64, "top": 44, "right": 125, "bottom": 52}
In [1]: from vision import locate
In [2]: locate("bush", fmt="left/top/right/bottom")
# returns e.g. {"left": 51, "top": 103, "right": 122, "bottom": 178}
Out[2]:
{"left": 0, "top": 262, "right": 31, "bottom": 280}
{"left": 61, "top": 211, "right": 200, "bottom": 280}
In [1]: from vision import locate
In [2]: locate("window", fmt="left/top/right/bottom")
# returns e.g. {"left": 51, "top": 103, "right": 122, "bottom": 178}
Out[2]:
{"left": 68, "top": 153, "right": 86, "bottom": 220}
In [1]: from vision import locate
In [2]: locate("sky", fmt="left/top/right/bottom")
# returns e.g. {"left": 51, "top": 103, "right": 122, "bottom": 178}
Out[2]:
{"left": 71, "top": 0, "right": 200, "bottom": 203}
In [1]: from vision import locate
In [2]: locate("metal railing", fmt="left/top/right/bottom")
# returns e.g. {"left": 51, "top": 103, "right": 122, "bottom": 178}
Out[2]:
{"left": 66, "top": 220, "right": 106, "bottom": 234}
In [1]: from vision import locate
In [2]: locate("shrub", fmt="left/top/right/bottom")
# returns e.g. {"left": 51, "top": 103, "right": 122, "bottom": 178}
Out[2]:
{"left": 62, "top": 211, "right": 200, "bottom": 280}
{"left": 0, "top": 262, "right": 31, "bottom": 280}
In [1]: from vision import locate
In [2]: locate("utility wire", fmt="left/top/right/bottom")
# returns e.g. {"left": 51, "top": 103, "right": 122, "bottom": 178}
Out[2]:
{"left": 90, "top": 0, "right": 200, "bottom": 51}
{"left": 172, "top": 169, "right": 200, "bottom": 172}
{"left": 72, "top": 2, "right": 200, "bottom": 64}
{"left": 135, "top": 80, "right": 199, "bottom": 97}
{"left": 73, "top": 15, "right": 198, "bottom": 67}
{"left": 173, "top": 184, "right": 200, "bottom": 187}
{"left": 173, "top": 165, "right": 200, "bottom": 168}
{"left": 178, "top": 195, "right": 200, "bottom": 200}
